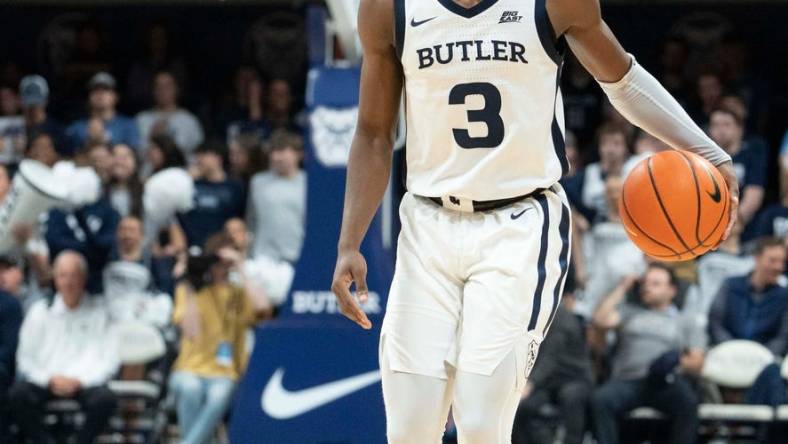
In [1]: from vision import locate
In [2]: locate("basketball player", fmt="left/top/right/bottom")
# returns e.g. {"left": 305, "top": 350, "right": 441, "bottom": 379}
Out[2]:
{"left": 331, "top": 0, "right": 739, "bottom": 442}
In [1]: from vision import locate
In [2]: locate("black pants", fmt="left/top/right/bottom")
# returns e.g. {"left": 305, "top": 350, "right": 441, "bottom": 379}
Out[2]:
{"left": 1, "top": 379, "right": 10, "bottom": 442}
{"left": 591, "top": 376, "right": 698, "bottom": 444}
{"left": 512, "top": 379, "right": 591, "bottom": 444}
{"left": 7, "top": 381, "right": 117, "bottom": 444}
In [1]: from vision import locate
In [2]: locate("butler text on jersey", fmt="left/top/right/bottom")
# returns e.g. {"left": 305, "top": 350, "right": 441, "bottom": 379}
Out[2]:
{"left": 417, "top": 40, "right": 528, "bottom": 69}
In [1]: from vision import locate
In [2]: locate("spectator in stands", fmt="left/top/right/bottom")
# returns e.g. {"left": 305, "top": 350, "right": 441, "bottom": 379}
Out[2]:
{"left": 19, "top": 75, "right": 64, "bottom": 148}
{"left": 574, "top": 176, "right": 646, "bottom": 318}
{"left": 657, "top": 36, "right": 690, "bottom": 106}
{"left": 143, "top": 132, "right": 187, "bottom": 178}
{"left": 0, "top": 84, "right": 20, "bottom": 117}
{"left": 136, "top": 70, "right": 204, "bottom": 157}
{"left": 690, "top": 71, "right": 724, "bottom": 126}
{"left": 633, "top": 130, "right": 668, "bottom": 156}
{"left": 561, "top": 55, "right": 604, "bottom": 150}
{"left": 104, "top": 216, "right": 173, "bottom": 325}
{"left": 687, "top": 218, "right": 753, "bottom": 331}
{"left": 708, "top": 237, "right": 788, "bottom": 406}
{"left": 108, "top": 143, "right": 143, "bottom": 218}
{"left": 513, "top": 276, "right": 592, "bottom": 444}
{"left": 66, "top": 72, "right": 140, "bottom": 151}
{"left": 228, "top": 132, "right": 266, "bottom": 187}
{"left": 0, "top": 256, "right": 23, "bottom": 441}
{"left": 126, "top": 21, "right": 189, "bottom": 112}
{"left": 0, "top": 83, "right": 24, "bottom": 165}
{"left": 83, "top": 140, "right": 114, "bottom": 187}
{"left": 753, "top": 159, "right": 788, "bottom": 240}
{"left": 247, "top": 129, "right": 306, "bottom": 263}
{"left": 44, "top": 172, "right": 120, "bottom": 294}
{"left": 266, "top": 78, "right": 300, "bottom": 132}
{"left": 568, "top": 123, "right": 634, "bottom": 225}
{"left": 9, "top": 251, "right": 118, "bottom": 444}
{"left": 709, "top": 106, "right": 766, "bottom": 230}
{"left": 168, "top": 234, "right": 270, "bottom": 444}
{"left": 25, "top": 131, "right": 63, "bottom": 167}
{"left": 224, "top": 217, "right": 294, "bottom": 309}
{"left": 591, "top": 264, "right": 704, "bottom": 444}
{"left": 105, "top": 216, "right": 158, "bottom": 293}
{"left": 178, "top": 140, "right": 245, "bottom": 248}
{"left": 0, "top": 163, "right": 9, "bottom": 200}
{"left": 58, "top": 20, "right": 113, "bottom": 108}
{"left": 220, "top": 66, "right": 265, "bottom": 142}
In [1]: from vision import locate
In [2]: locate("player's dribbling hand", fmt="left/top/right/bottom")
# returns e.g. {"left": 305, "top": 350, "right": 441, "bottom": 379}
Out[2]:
{"left": 331, "top": 249, "right": 372, "bottom": 330}
{"left": 715, "top": 161, "right": 740, "bottom": 243}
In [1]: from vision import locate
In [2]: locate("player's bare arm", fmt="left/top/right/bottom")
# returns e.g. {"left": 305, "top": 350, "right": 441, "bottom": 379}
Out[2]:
{"left": 331, "top": 0, "right": 402, "bottom": 330}
{"left": 548, "top": 0, "right": 739, "bottom": 242}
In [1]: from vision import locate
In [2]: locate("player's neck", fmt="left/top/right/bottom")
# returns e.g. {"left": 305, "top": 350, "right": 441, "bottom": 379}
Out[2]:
{"left": 452, "top": 0, "right": 483, "bottom": 8}
{"left": 749, "top": 271, "right": 771, "bottom": 291}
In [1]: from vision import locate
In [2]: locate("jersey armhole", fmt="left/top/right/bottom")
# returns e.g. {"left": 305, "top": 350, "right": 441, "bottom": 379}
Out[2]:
{"left": 394, "top": 0, "right": 406, "bottom": 59}
{"left": 535, "top": 0, "right": 566, "bottom": 66}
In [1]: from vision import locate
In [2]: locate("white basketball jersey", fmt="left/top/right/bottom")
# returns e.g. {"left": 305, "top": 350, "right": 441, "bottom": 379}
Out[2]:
{"left": 395, "top": 0, "right": 568, "bottom": 200}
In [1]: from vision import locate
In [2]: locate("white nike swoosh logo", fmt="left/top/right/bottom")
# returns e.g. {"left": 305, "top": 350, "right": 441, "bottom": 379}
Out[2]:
{"left": 261, "top": 368, "right": 381, "bottom": 419}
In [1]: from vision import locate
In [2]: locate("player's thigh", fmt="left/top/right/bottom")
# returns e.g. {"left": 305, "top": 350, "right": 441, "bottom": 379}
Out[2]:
{"left": 382, "top": 193, "right": 464, "bottom": 379}
{"left": 456, "top": 189, "right": 571, "bottom": 378}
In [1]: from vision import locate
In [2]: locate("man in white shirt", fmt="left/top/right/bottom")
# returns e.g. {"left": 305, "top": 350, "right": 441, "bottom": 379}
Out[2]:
{"left": 136, "top": 71, "right": 204, "bottom": 157}
{"left": 8, "top": 250, "right": 119, "bottom": 444}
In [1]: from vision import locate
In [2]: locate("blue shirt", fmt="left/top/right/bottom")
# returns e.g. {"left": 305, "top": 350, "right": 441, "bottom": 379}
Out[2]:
{"left": 709, "top": 275, "right": 788, "bottom": 355}
{"left": 66, "top": 115, "right": 141, "bottom": 151}
{"left": 753, "top": 204, "right": 788, "bottom": 239}
{"left": 0, "top": 290, "right": 22, "bottom": 387}
{"left": 732, "top": 139, "right": 767, "bottom": 189}
{"left": 43, "top": 197, "right": 120, "bottom": 294}
{"left": 178, "top": 178, "right": 246, "bottom": 248}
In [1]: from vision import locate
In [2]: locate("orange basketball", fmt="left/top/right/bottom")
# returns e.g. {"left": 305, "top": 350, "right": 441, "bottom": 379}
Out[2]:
{"left": 619, "top": 150, "right": 730, "bottom": 262}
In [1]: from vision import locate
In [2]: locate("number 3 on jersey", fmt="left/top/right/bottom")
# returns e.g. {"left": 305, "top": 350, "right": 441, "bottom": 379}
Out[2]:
{"left": 449, "top": 82, "right": 504, "bottom": 149}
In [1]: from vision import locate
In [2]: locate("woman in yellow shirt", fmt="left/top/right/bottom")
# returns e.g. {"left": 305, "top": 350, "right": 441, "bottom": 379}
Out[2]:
{"left": 168, "top": 235, "right": 271, "bottom": 444}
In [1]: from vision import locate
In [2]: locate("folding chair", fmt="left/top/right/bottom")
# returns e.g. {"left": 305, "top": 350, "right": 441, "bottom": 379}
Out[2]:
{"left": 101, "top": 320, "right": 169, "bottom": 444}
{"left": 699, "top": 340, "right": 776, "bottom": 442}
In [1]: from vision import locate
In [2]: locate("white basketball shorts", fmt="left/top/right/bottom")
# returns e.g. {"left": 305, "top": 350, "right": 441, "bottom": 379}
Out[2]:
{"left": 380, "top": 185, "right": 571, "bottom": 381}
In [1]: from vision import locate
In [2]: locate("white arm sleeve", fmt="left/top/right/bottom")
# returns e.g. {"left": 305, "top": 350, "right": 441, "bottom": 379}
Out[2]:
{"left": 598, "top": 55, "right": 732, "bottom": 166}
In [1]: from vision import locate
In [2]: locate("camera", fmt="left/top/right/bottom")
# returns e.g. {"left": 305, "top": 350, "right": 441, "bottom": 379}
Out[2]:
{"left": 184, "top": 246, "right": 220, "bottom": 290}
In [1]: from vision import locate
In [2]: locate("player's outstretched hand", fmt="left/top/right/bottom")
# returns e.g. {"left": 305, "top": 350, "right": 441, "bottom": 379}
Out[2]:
{"left": 716, "top": 161, "right": 740, "bottom": 243}
{"left": 331, "top": 249, "right": 373, "bottom": 330}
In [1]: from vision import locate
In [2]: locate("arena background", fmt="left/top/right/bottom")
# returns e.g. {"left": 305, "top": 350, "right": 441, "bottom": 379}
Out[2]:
{"left": 1, "top": 0, "right": 788, "bottom": 443}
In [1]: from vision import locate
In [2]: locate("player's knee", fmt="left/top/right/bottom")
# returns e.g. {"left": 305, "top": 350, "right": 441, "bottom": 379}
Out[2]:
{"left": 386, "top": 413, "right": 433, "bottom": 444}
{"left": 455, "top": 409, "right": 498, "bottom": 442}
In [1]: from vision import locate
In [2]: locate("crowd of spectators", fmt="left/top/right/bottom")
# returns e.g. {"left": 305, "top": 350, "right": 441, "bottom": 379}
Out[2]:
{"left": 0, "top": 21, "right": 307, "bottom": 440}
{"left": 0, "top": 8, "right": 786, "bottom": 444}
{"left": 509, "top": 33, "right": 788, "bottom": 444}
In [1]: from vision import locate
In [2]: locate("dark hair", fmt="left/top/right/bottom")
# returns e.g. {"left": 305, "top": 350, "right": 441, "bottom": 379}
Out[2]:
{"left": 646, "top": 262, "right": 679, "bottom": 288}
{"left": 753, "top": 237, "right": 786, "bottom": 256}
{"left": 153, "top": 69, "right": 179, "bottom": 89}
{"left": 110, "top": 144, "right": 144, "bottom": 218}
{"left": 266, "top": 128, "right": 303, "bottom": 152}
{"left": 150, "top": 133, "right": 186, "bottom": 171}
{"left": 233, "top": 132, "right": 267, "bottom": 178}
{"left": 25, "top": 129, "right": 52, "bottom": 153}
{"left": 710, "top": 106, "right": 744, "bottom": 127}
{"left": 195, "top": 138, "right": 228, "bottom": 162}
{"left": 596, "top": 122, "right": 630, "bottom": 150}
